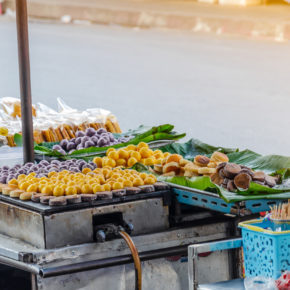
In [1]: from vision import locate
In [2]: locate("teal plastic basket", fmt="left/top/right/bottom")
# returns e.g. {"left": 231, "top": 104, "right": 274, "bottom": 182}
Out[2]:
{"left": 239, "top": 219, "right": 290, "bottom": 279}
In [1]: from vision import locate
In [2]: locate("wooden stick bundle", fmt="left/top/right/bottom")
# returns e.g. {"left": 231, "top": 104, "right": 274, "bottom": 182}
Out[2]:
{"left": 270, "top": 200, "right": 290, "bottom": 220}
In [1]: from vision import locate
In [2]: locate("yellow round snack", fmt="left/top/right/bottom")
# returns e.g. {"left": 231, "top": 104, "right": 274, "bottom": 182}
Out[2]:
{"left": 93, "top": 184, "right": 103, "bottom": 193}
{"left": 93, "top": 157, "right": 103, "bottom": 168}
{"left": 41, "top": 185, "right": 53, "bottom": 195}
{"left": 8, "top": 179, "right": 18, "bottom": 186}
{"left": 82, "top": 168, "right": 91, "bottom": 174}
{"left": 48, "top": 171, "right": 57, "bottom": 178}
{"left": 148, "top": 174, "right": 157, "bottom": 182}
{"left": 19, "top": 181, "right": 30, "bottom": 191}
{"left": 139, "top": 147, "right": 152, "bottom": 158}
{"left": 53, "top": 185, "right": 64, "bottom": 197}
{"left": 108, "top": 150, "right": 119, "bottom": 161}
{"left": 126, "top": 144, "right": 136, "bottom": 151}
{"left": 123, "top": 180, "right": 133, "bottom": 187}
{"left": 137, "top": 142, "right": 149, "bottom": 151}
{"left": 130, "top": 151, "right": 141, "bottom": 161}
{"left": 106, "top": 148, "right": 116, "bottom": 156}
{"left": 17, "top": 174, "right": 26, "bottom": 181}
{"left": 116, "top": 159, "right": 127, "bottom": 167}
{"left": 65, "top": 186, "right": 78, "bottom": 196}
{"left": 104, "top": 158, "right": 116, "bottom": 168}
{"left": 93, "top": 168, "right": 102, "bottom": 174}
{"left": 144, "top": 157, "right": 156, "bottom": 166}
{"left": 118, "top": 149, "right": 129, "bottom": 160}
{"left": 144, "top": 177, "right": 156, "bottom": 185}
{"left": 139, "top": 173, "right": 148, "bottom": 180}
{"left": 26, "top": 184, "right": 38, "bottom": 192}
{"left": 133, "top": 178, "right": 144, "bottom": 187}
{"left": 163, "top": 152, "right": 171, "bottom": 158}
{"left": 81, "top": 184, "right": 93, "bottom": 194}
{"left": 112, "top": 182, "right": 123, "bottom": 190}
{"left": 103, "top": 184, "right": 111, "bottom": 191}
{"left": 102, "top": 168, "right": 112, "bottom": 178}
{"left": 28, "top": 172, "right": 36, "bottom": 177}
{"left": 127, "top": 157, "right": 138, "bottom": 168}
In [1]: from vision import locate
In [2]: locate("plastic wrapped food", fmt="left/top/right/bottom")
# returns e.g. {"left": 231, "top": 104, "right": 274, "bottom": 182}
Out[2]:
{"left": 0, "top": 97, "right": 122, "bottom": 146}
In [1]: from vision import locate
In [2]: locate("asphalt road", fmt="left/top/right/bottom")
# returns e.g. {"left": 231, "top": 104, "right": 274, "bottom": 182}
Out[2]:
{"left": 1, "top": 17, "right": 290, "bottom": 156}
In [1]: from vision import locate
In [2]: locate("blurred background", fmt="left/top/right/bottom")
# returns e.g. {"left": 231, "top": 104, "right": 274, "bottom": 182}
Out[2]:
{"left": 0, "top": 0, "right": 290, "bottom": 155}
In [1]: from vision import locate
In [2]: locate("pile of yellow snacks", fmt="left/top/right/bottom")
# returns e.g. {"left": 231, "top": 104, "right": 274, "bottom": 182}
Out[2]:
{"left": 7, "top": 167, "right": 157, "bottom": 199}
{"left": 153, "top": 151, "right": 229, "bottom": 177}
{"left": 0, "top": 97, "right": 121, "bottom": 146}
{"left": 93, "top": 142, "right": 170, "bottom": 168}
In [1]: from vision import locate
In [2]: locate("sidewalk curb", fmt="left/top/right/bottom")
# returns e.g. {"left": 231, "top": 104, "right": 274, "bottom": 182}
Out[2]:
{"left": 3, "top": 0, "right": 290, "bottom": 41}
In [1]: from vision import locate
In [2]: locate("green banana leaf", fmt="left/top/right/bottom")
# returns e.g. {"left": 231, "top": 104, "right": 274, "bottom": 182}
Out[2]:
{"left": 159, "top": 175, "right": 290, "bottom": 203}
{"left": 160, "top": 139, "right": 290, "bottom": 175}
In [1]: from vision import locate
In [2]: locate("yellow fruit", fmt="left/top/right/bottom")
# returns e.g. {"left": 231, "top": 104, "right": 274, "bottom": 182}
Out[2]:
{"left": 93, "top": 184, "right": 103, "bottom": 193}
{"left": 123, "top": 180, "right": 133, "bottom": 187}
{"left": 127, "top": 157, "right": 138, "bottom": 168}
{"left": 112, "top": 182, "right": 123, "bottom": 190}
{"left": 116, "top": 159, "right": 127, "bottom": 167}
{"left": 8, "top": 179, "right": 18, "bottom": 186}
{"left": 19, "top": 181, "right": 30, "bottom": 191}
{"left": 98, "top": 176, "right": 106, "bottom": 184}
{"left": 17, "top": 174, "right": 26, "bottom": 181}
{"left": 137, "top": 142, "right": 149, "bottom": 151}
{"left": 133, "top": 178, "right": 144, "bottom": 187}
{"left": 118, "top": 149, "right": 129, "bottom": 160}
{"left": 103, "top": 184, "right": 111, "bottom": 191}
{"left": 53, "top": 185, "right": 64, "bottom": 197}
{"left": 106, "top": 148, "right": 116, "bottom": 156}
{"left": 126, "top": 144, "right": 137, "bottom": 151}
{"left": 48, "top": 171, "right": 57, "bottom": 178}
{"left": 139, "top": 147, "right": 152, "bottom": 158}
{"left": 144, "top": 157, "right": 156, "bottom": 166}
{"left": 65, "top": 186, "right": 78, "bottom": 196}
{"left": 93, "top": 168, "right": 102, "bottom": 174}
{"left": 139, "top": 173, "right": 148, "bottom": 180}
{"left": 108, "top": 151, "right": 119, "bottom": 161}
{"left": 81, "top": 168, "right": 90, "bottom": 174}
{"left": 93, "top": 157, "right": 103, "bottom": 168}
{"left": 144, "top": 177, "right": 156, "bottom": 185}
{"left": 81, "top": 184, "right": 93, "bottom": 194}
{"left": 130, "top": 151, "right": 141, "bottom": 161}
{"left": 102, "top": 168, "right": 112, "bottom": 178}
{"left": 104, "top": 158, "right": 116, "bottom": 168}
{"left": 27, "top": 184, "right": 38, "bottom": 192}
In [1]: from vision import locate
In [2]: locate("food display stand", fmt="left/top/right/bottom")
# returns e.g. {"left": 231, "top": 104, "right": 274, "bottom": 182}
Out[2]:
{"left": 0, "top": 1, "right": 288, "bottom": 290}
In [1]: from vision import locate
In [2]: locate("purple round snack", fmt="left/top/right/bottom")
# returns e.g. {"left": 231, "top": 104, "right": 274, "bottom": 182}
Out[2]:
{"left": 52, "top": 145, "right": 62, "bottom": 151}
{"left": 2, "top": 166, "right": 9, "bottom": 170}
{"left": 97, "top": 138, "right": 106, "bottom": 147}
{"left": 75, "top": 131, "right": 85, "bottom": 138}
{"left": 0, "top": 176, "right": 7, "bottom": 184}
{"left": 96, "top": 128, "right": 107, "bottom": 135}
{"left": 76, "top": 144, "right": 83, "bottom": 150}
{"left": 58, "top": 149, "right": 66, "bottom": 155}
{"left": 60, "top": 139, "right": 68, "bottom": 149}
{"left": 75, "top": 137, "right": 82, "bottom": 145}
{"left": 84, "top": 141, "right": 94, "bottom": 148}
{"left": 91, "top": 136, "right": 99, "bottom": 145}
{"left": 85, "top": 127, "right": 96, "bottom": 137}
{"left": 66, "top": 142, "right": 76, "bottom": 151}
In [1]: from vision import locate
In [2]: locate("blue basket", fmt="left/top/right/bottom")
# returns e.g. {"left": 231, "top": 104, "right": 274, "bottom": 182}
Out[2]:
{"left": 239, "top": 219, "right": 290, "bottom": 279}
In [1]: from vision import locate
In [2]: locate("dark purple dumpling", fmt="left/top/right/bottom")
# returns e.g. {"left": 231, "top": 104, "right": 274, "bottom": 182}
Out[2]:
{"left": 97, "top": 137, "right": 107, "bottom": 147}
{"left": 85, "top": 127, "right": 96, "bottom": 137}
{"left": 84, "top": 141, "right": 94, "bottom": 148}
{"left": 96, "top": 128, "right": 107, "bottom": 135}
{"left": 0, "top": 176, "right": 7, "bottom": 184}
{"left": 75, "top": 137, "right": 82, "bottom": 145}
{"left": 60, "top": 139, "right": 68, "bottom": 149}
{"left": 91, "top": 136, "right": 99, "bottom": 145}
{"left": 66, "top": 142, "right": 76, "bottom": 151}
{"left": 2, "top": 165, "right": 9, "bottom": 170}
{"left": 75, "top": 131, "right": 85, "bottom": 138}
{"left": 76, "top": 144, "right": 83, "bottom": 150}
{"left": 52, "top": 145, "right": 62, "bottom": 151}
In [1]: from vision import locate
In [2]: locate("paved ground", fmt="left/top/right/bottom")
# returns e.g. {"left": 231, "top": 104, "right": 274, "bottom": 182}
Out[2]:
{"left": 1, "top": 17, "right": 290, "bottom": 156}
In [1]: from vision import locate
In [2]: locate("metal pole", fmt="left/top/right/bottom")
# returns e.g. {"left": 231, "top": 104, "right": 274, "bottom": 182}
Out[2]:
{"left": 15, "top": 0, "right": 34, "bottom": 163}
